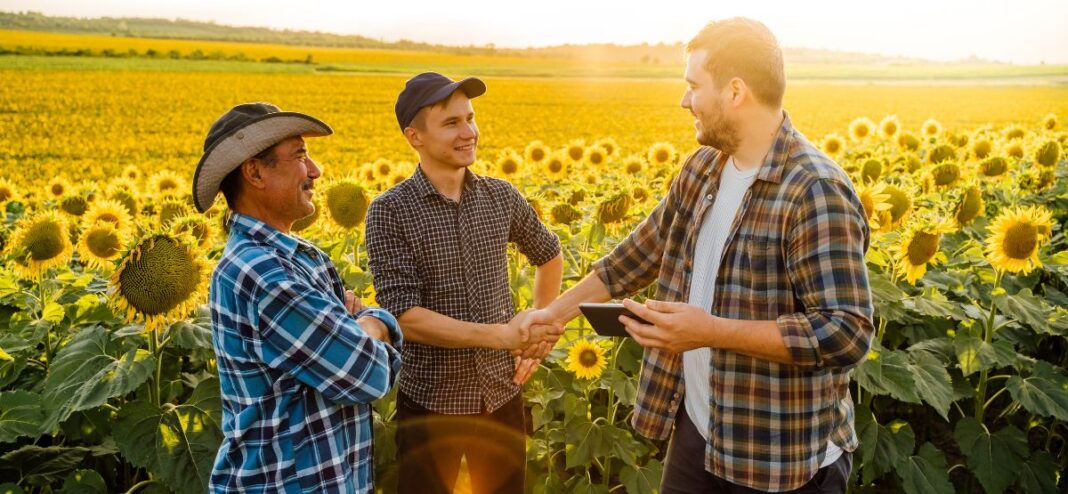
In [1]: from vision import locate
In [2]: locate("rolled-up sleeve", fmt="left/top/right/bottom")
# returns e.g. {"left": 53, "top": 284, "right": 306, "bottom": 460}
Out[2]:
{"left": 777, "top": 177, "right": 874, "bottom": 371}
{"left": 507, "top": 184, "right": 561, "bottom": 266}
{"left": 366, "top": 196, "right": 422, "bottom": 318}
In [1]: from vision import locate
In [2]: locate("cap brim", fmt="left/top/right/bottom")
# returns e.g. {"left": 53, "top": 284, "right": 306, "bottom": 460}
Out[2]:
{"left": 192, "top": 112, "right": 331, "bottom": 213}
{"left": 424, "top": 77, "right": 487, "bottom": 110}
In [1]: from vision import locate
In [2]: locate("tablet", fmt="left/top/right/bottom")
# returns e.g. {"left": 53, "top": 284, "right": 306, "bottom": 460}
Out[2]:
{"left": 579, "top": 303, "right": 650, "bottom": 337}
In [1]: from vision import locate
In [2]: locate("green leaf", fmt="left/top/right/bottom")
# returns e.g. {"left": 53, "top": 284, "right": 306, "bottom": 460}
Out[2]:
{"left": 994, "top": 288, "right": 1057, "bottom": 334}
{"left": 0, "top": 483, "right": 24, "bottom": 494}
{"left": 1005, "top": 361, "right": 1068, "bottom": 420}
{"left": 60, "top": 469, "right": 107, "bottom": 494}
{"left": 1016, "top": 451, "right": 1060, "bottom": 494}
{"left": 0, "top": 445, "right": 89, "bottom": 487}
{"left": 42, "top": 302, "right": 65, "bottom": 324}
{"left": 565, "top": 418, "right": 605, "bottom": 469}
{"left": 567, "top": 475, "right": 609, "bottom": 494}
{"left": 906, "top": 288, "right": 968, "bottom": 321}
{"left": 854, "top": 346, "right": 920, "bottom": 403}
{"left": 869, "top": 271, "right": 909, "bottom": 321}
{"left": 897, "top": 443, "right": 954, "bottom": 494}
{"left": 954, "top": 326, "right": 1016, "bottom": 376}
{"left": 164, "top": 311, "right": 212, "bottom": 350}
{"left": 113, "top": 377, "right": 223, "bottom": 494}
{"left": 600, "top": 368, "right": 636, "bottom": 405}
{"left": 621, "top": 459, "right": 662, "bottom": 494}
{"left": 42, "top": 326, "right": 156, "bottom": 431}
{"left": 0, "top": 391, "right": 45, "bottom": 443}
{"left": 953, "top": 418, "right": 1028, "bottom": 494}
{"left": 905, "top": 353, "right": 954, "bottom": 420}
{"left": 855, "top": 405, "right": 915, "bottom": 484}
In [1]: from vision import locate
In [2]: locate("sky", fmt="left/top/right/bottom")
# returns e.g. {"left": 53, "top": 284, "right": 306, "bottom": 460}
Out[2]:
{"left": 2, "top": 0, "right": 1066, "bottom": 65}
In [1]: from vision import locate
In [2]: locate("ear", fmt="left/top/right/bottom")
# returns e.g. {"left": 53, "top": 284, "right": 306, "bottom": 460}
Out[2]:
{"left": 403, "top": 127, "right": 423, "bottom": 148}
{"left": 240, "top": 159, "right": 267, "bottom": 190}
{"left": 726, "top": 77, "right": 748, "bottom": 107}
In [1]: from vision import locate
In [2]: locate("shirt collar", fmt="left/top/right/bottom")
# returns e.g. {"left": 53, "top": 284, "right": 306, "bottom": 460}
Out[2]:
{"left": 226, "top": 212, "right": 313, "bottom": 257}
{"left": 413, "top": 164, "right": 482, "bottom": 199}
{"left": 754, "top": 111, "right": 796, "bottom": 185}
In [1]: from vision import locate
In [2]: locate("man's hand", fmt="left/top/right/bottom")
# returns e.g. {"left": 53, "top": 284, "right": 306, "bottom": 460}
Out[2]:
{"left": 357, "top": 315, "right": 392, "bottom": 345}
{"left": 511, "top": 357, "right": 540, "bottom": 385}
{"left": 344, "top": 290, "right": 365, "bottom": 314}
{"left": 500, "top": 310, "right": 563, "bottom": 358}
{"left": 618, "top": 298, "right": 721, "bottom": 354}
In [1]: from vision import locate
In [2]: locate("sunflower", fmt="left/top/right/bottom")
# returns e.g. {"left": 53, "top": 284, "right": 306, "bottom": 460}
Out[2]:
{"left": 156, "top": 198, "right": 192, "bottom": 227}
{"left": 1018, "top": 168, "right": 1055, "bottom": 193}
{"left": 550, "top": 203, "right": 580, "bottom": 229}
{"left": 821, "top": 133, "right": 845, "bottom": 157}
{"left": 896, "top": 218, "right": 953, "bottom": 284}
{"left": 1003, "top": 126, "right": 1026, "bottom": 140}
{"left": 953, "top": 185, "right": 985, "bottom": 227}
{"left": 623, "top": 156, "right": 645, "bottom": 176}
{"left": 632, "top": 187, "right": 650, "bottom": 203}
{"left": 325, "top": 178, "right": 370, "bottom": 229}
{"left": 977, "top": 156, "right": 1009, "bottom": 179}
{"left": 929, "top": 162, "right": 962, "bottom": 188}
{"left": 109, "top": 233, "right": 209, "bottom": 332}
{"left": 848, "top": 117, "right": 875, "bottom": 142}
{"left": 879, "top": 115, "right": 901, "bottom": 140}
{"left": 568, "top": 189, "right": 587, "bottom": 206}
{"left": 5, "top": 212, "right": 73, "bottom": 280}
{"left": 596, "top": 191, "right": 632, "bottom": 224}
{"left": 985, "top": 206, "right": 1055, "bottom": 274}
{"left": 594, "top": 137, "right": 620, "bottom": 157}
{"left": 0, "top": 178, "right": 17, "bottom": 207}
{"left": 585, "top": 144, "right": 608, "bottom": 167}
{"left": 926, "top": 144, "right": 957, "bottom": 164}
{"left": 921, "top": 118, "right": 942, "bottom": 139}
{"left": 1034, "top": 140, "right": 1060, "bottom": 167}
{"left": 169, "top": 214, "right": 218, "bottom": 248}
{"left": 77, "top": 222, "right": 127, "bottom": 271}
{"left": 646, "top": 142, "right": 677, "bottom": 168}
{"left": 882, "top": 185, "right": 913, "bottom": 229}
{"left": 45, "top": 177, "right": 71, "bottom": 199}
{"left": 107, "top": 187, "right": 140, "bottom": 217}
{"left": 543, "top": 152, "right": 568, "bottom": 179}
{"left": 59, "top": 193, "right": 90, "bottom": 217}
{"left": 971, "top": 138, "right": 993, "bottom": 159}
{"left": 120, "top": 164, "right": 142, "bottom": 182}
{"left": 1041, "top": 113, "right": 1058, "bottom": 131}
{"left": 524, "top": 141, "right": 550, "bottom": 164}
{"left": 566, "top": 339, "right": 608, "bottom": 380}
{"left": 83, "top": 199, "right": 134, "bottom": 233}
{"left": 1004, "top": 141, "right": 1025, "bottom": 159}
{"left": 856, "top": 181, "right": 892, "bottom": 231}
{"left": 565, "top": 140, "right": 587, "bottom": 164}
{"left": 147, "top": 170, "right": 187, "bottom": 198}
{"left": 860, "top": 159, "right": 882, "bottom": 183}
{"left": 496, "top": 150, "right": 523, "bottom": 177}
{"left": 897, "top": 132, "right": 921, "bottom": 151}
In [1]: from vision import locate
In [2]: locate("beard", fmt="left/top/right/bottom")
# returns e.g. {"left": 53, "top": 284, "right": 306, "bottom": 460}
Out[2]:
{"left": 695, "top": 101, "right": 740, "bottom": 155}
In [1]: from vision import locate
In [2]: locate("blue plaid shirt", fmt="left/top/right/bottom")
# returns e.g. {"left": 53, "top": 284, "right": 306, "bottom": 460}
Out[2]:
{"left": 209, "top": 213, "right": 403, "bottom": 494}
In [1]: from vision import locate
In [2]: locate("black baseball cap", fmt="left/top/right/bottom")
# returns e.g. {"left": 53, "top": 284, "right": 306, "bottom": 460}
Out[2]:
{"left": 394, "top": 72, "right": 486, "bottom": 130}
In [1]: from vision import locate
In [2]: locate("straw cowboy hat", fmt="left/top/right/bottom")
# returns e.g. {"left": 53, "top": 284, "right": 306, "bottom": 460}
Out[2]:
{"left": 192, "top": 102, "right": 332, "bottom": 213}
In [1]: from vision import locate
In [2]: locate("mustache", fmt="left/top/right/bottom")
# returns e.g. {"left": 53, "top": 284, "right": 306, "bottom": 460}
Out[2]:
{"left": 301, "top": 180, "right": 314, "bottom": 190}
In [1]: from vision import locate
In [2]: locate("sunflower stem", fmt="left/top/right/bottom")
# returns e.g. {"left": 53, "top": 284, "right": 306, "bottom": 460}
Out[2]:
{"left": 148, "top": 327, "right": 162, "bottom": 407}
{"left": 974, "top": 270, "right": 1003, "bottom": 423}
{"left": 38, "top": 281, "right": 52, "bottom": 371}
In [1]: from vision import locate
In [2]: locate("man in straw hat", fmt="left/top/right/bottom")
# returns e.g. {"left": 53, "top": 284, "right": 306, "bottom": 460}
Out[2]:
{"left": 365, "top": 73, "right": 563, "bottom": 494}
{"left": 193, "top": 102, "right": 402, "bottom": 493}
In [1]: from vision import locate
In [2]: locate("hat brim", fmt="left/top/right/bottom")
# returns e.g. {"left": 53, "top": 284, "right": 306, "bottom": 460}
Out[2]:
{"left": 192, "top": 112, "right": 332, "bottom": 213}
{"left": 422, "top": 77, "right": 487, "bottom": 111}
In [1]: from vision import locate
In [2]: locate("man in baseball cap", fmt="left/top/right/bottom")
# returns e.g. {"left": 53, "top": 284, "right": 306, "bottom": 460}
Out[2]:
{"left": 195, "top": 103, "right": 403, "bottom": 493}
{"left": 366, "top": 74, "right": 564, "bottom": 493}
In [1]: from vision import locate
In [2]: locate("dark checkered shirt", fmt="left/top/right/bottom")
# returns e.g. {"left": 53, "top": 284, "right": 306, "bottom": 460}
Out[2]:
{"left": 594, "top": 113, "right": 874, "bottom": 491}
{"left": 365, "top": 166, "right": 561, "bottom": 414}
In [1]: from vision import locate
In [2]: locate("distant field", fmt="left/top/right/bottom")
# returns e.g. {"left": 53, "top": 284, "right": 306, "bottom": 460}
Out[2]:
{"left": 3, "top": 29, "right": 1068, "bottom": 81}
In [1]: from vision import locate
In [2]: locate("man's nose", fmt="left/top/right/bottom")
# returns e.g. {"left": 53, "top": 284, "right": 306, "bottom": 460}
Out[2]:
{"left": 307, "top": 158, "right": 322, "bottom": 178}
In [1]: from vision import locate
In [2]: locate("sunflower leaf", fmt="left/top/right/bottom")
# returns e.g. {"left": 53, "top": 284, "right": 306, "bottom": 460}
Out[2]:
{"left": 905, "top": 353, "right": 954, "bottom": 420}
{"left": 854, "top": 345, "right": 920, "bottom": 403}
{"left": 855, "top": 404, "right": 915, "bottom": 484}
{"left": 995, "top": 288, "right": 1059, "bottom": 335}
{"left": 1005, "top": 361, "right": 1068, "bottom": 420}
{"left": 113, "top": 377, "right": 222, "bottom": 494}
{"left": 60, "top": 469, "right": 108, "bottom": 494}
{"left": 42, "top": 326, "right": 156, "bottom": 432}
{"left": 1016, "top": 451, "right": 1060, "bottom": 494}
{"left": 620, "top": 459, "right": 662, "bottom": 494}
{"left": 0, "top": 445, "right": 89, "bottom": 487}
{"left": 0, "top": 391, "right": 45, "bottom": 443}
{"left": 953, "top": 418, "right": 1028, "bottom": 494}
{"left": 897, "top": 443, "right": 954, "bottom": 494}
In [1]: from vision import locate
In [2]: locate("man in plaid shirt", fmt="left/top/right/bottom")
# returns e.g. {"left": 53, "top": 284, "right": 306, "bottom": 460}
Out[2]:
{"left": 366, "top": 73, "right": 563, "bottom": 494}
{"left": 521, "top": 19, "right": 873, "bottom": 493}
{"left": 192, "top": 103, "right": 403, "bottom": 493}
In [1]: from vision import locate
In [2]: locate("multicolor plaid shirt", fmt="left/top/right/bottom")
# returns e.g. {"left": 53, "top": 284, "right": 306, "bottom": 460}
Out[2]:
{"left": 593, "top": 114, "right": 873, "bottom": 491}
{"left": 365, "top": 167, "right": 561, "bottom": 414}
{"left": 209, "top": 212, "right": 403, "bottom": 494}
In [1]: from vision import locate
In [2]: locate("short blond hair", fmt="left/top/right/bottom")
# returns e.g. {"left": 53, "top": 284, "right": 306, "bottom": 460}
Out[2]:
{"left": 686, "top": 18, "right": 785, "bottom": 108}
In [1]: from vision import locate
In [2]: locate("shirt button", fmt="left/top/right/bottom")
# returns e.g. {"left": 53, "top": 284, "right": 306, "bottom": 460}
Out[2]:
{"left": 673, "top": 392, "right": 681, "bottom": 399}
{"left": 705, "top": 194, "right": 713, "bottom": 201}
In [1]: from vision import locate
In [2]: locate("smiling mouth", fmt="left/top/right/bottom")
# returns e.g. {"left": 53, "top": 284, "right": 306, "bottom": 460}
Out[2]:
{"left": 455, "top": 143, "right": 476, "bottom": 151}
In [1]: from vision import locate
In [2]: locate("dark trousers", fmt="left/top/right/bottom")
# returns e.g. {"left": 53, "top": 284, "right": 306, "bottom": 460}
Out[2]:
{"left": 661, "top": 407, "right": 852, "bottom": 494}
{"left": 395, "top": 392, "right": 526, "bottom": 494}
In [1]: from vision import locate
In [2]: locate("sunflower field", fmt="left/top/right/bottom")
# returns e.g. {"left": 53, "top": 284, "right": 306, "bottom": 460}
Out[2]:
{"left": 1, "top": 51, "right": 1068, "bottom": 493}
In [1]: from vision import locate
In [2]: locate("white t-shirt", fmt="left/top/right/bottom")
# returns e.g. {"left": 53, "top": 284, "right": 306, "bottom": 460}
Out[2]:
{"left": 681, "top": 157, "right": 842, "bottom": 468}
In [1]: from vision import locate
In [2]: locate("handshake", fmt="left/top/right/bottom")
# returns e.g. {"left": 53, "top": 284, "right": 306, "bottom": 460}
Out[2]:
{"left": 500, "top": 308, "right": 563, "bottom": 360}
